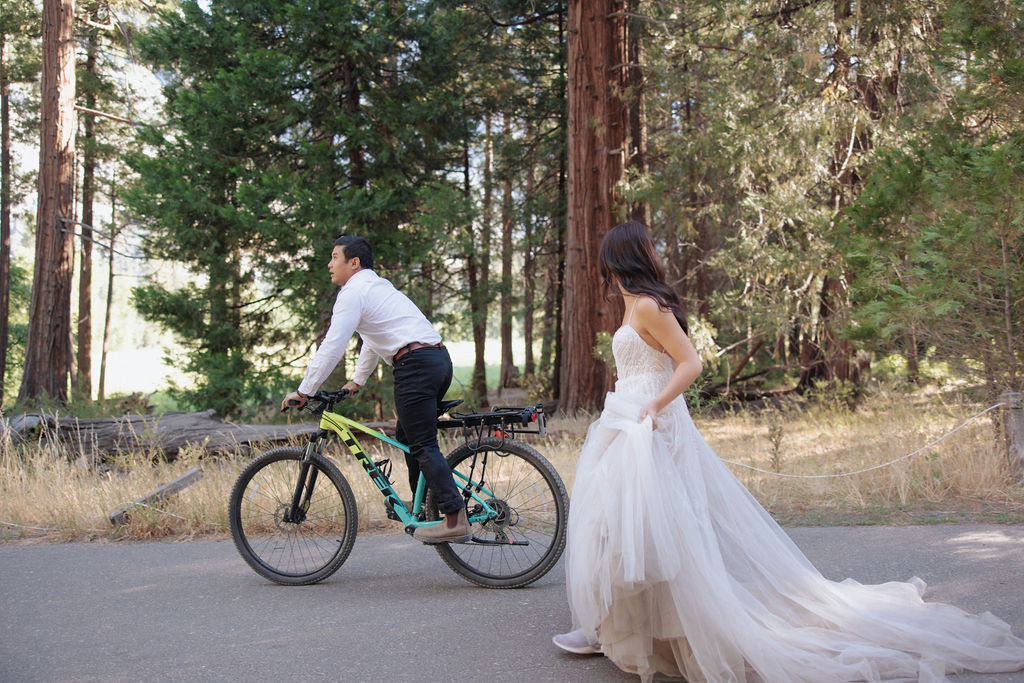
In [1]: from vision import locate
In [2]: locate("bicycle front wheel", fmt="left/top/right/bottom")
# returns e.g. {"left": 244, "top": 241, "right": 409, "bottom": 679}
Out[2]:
{"left": 428, "top": 437, "right": 568, "bottom": 588}
{"left": 228, "top": 447, "right": 358, "bottom": 585}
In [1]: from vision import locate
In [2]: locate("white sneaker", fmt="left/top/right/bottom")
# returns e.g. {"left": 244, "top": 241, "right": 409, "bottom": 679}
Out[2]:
{"left": 552, "top": 629, "right": 601, "bottom": 655}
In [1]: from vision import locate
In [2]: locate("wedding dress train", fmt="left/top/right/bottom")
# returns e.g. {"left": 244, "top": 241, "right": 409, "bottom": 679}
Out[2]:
{"left": 564, "top": 324, "right": 1024, "bottom": 682}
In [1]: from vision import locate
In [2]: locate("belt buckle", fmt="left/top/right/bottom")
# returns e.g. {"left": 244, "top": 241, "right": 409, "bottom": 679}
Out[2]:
{"left": 395, "top": 342, "right": 414, "bottom": 362}
{"left": 395, "top": 341, "right": 440, "bottom": 363}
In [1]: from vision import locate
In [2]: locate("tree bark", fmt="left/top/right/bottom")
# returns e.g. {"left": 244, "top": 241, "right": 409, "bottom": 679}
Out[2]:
{"left": 523, "top": 126, "right": 537, "bottom": 379}
{"left": 499, "top": 116, "right": 515, "bottom": 391}
{"left": 625, "top": 0, "right": 650, "bottom": 226}
{"left": 97, "top": 177, "right": 118, "bottom": 402}
{"left": 0, "top": 29, "right": 12, "bottom": 402}
{"left": 76, "top": 35, "right": 97, "bottom": 399}
{"left": 540, "top": 223, "right": 558, "bottom": 370}
{"left": 559, "top": 0, "right": 628, "bottom": 413}
{"left": 903, "top": 329, "right": 919, "bottom": 382}
{"left": 468, "top": 116, "right": 493, "bottom": 406}
{"left": 20, "top": 0, "right": 76, "bottom": 404}
{"left": 549, "top": 7, "right": 568, "bottom": 403}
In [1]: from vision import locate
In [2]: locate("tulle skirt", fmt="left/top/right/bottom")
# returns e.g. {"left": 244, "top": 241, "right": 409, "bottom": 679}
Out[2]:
{"left": 564, "top": 391, "right": 1024, "bottom": 682}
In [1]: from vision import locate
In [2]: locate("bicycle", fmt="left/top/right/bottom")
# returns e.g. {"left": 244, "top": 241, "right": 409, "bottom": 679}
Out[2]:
{"left": 228, "top": 388, "right": 569, "bottom": 588}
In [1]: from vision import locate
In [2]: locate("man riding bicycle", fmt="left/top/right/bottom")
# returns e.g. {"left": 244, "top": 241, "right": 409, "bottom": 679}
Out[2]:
{"left": 282, "top": 235, "right": 469, "bottom": 544}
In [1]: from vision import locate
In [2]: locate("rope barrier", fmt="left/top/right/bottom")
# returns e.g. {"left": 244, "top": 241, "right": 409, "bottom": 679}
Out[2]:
{"left": 0, "top": 520, "right": 110, "bottom": 534}
{"left": 122, "top": 502, "right": 189, "bottom": 521}
{"left": 1, "top": 520, "right": 57, "bottom": 532}
{"left": 721, "top": 403, "right": 1005, "bottom": 479}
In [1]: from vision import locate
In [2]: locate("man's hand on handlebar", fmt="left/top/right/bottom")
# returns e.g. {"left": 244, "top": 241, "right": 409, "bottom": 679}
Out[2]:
{"left": 341, "top": 380, "right": 362, "bottom": 395}
{"left": 281, "top": 391, "right": 308, "bottom": 412}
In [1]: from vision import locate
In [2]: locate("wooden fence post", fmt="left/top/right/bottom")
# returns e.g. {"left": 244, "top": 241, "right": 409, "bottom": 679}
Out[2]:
{"left": 1002, "top": 391, "right": 1024, "bottom": 481}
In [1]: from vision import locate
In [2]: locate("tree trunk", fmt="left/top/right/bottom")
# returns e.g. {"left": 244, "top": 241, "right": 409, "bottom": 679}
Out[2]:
{"left": 342, "top": 58, "right": 365, "bottom": 192}
{"left": 560, "top": 0, "right": 628, "bottom": 413}
{"left": 468, "top": 116, "right": 493, "bottom": 406}
{"left": 4, "top": 409, "right": 331, "bottom": 463}
{"left": 819, "top": 274, "right": 860, "bottom": 384}
{"left": 499, "top": 116, "right": 515, "bottom": 391}
{"left": 421, "top": 259, "right": 434, "bottom": 318}
{"left": 20, "top": 0, "right": 76, "bottom": 404}
{"left": 76, "top": 36, "right": 97, "bottom": 399}
{"left": 0, "top": 29, "right": 11, "bottom": 402}
{"left": 797, "top": 0, "right": 876, "bottom": 392}
{"left": 625, "top": 0, "right": 650, "bottom": 226}
{"left": 904, "top": 329, "right": 919, "bottom": 382}
{"left": 98, "top": 176, "right": 118, "bottom": 402}
{"left": 523, "top": 127, "right": 537, "bottom": 379}
{"left": 540, "top": 223, "right": 558, "bottom": 371}
{"left": 549, "top": 7, "right": 568, "bottom": 402}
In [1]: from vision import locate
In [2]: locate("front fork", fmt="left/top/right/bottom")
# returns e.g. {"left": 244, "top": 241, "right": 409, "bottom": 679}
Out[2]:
{"left": 284, "top": 436, "right": 326, "bottom": 524}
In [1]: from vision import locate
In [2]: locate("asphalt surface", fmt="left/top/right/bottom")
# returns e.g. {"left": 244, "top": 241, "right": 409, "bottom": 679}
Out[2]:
{"left": 2, "top": 524, "right": 1024, "bottom": 682}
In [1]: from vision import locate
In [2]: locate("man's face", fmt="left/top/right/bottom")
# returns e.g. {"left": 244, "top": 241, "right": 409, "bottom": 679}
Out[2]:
{"left": 328, "top": 245, "right": 360, "bottom": 286}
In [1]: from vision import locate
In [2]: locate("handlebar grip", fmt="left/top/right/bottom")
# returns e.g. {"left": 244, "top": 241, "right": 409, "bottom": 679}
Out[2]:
{"left": 282, "top": 396, "right": 306, "bottom": 412}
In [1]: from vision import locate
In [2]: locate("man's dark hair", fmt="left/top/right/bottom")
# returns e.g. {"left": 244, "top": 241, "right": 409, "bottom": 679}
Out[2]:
{"left": 334, "top": 235, "right": 374, "bottom": 270}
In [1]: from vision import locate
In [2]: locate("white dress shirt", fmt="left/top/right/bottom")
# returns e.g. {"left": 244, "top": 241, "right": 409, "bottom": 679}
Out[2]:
{"left": 297, "top": 268, "right": 442, "bottom": 395}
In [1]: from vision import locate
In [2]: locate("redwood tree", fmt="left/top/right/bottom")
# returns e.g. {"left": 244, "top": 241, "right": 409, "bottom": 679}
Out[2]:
{"left": 19, "top": 0, "right": 76, "bottom": 404}
{"left": 559, "top": 0, "right": 628, "bottom": 413}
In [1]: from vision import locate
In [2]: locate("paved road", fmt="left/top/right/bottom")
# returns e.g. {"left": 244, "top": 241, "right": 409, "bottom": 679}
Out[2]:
{"left": 2, "top": 525, "right": 1024, "bottom": 682}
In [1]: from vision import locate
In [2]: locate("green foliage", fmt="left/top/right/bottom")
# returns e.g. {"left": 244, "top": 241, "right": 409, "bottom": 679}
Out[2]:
{"left": 765, "top": 408, "right": 785, "bottom": 473}
{"left": 593, "top": 331, "right": 615, "bottom": 373}
{"left": 843, "top": 130, "right": 1024, "bottom": 393}
{"left": 125, "top": 0, "right": 476, "bottom": 416}
{"left": 633, "top": 0, "right": 910, "bottom": 389}
{"left": 93, "top": 0, "right": 1024, "bottom": 414}
{"left": 0, "top": 0, "right": 42, "bottom": 223}
{"left": 0, "top": 0, "right": 41, "bottom": 97}
{"left": 840, "top": 1, "right": 1024, "bottom": 396}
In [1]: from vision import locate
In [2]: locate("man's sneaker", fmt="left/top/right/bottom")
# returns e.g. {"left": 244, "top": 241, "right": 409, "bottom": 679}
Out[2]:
{"left": 552, "top": 629, "right": 601, "bottom": 655}
{"left": 413, "top": 507, "right": 470, "bottom": 544}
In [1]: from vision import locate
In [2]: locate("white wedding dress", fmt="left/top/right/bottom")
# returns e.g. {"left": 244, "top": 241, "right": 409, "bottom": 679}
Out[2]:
{"left": 564, "top": 324, "right": 1024, "bottom": 682}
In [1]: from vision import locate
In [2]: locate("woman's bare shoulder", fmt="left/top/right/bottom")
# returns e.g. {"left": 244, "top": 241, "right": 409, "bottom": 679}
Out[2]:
{"left": 634, "top": 295, "right": 669, "bottom": 319}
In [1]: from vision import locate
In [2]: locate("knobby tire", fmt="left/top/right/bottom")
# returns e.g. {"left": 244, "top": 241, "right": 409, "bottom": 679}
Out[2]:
{"left": 427, "top": 437, "right": 568, "bottom": 588}
{"left": 228, "top": 447, "right": 358, "bottom": 585}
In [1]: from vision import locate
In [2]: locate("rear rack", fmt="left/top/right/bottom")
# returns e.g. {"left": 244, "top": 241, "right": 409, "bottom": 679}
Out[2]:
{"left": 437, "top": 404, "right": 547, "bottom": 441}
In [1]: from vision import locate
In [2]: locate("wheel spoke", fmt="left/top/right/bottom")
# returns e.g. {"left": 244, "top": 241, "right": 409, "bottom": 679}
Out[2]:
{"left": 229, "top": 448, "right": 357, "bottom": 585}
{"left": 432, "top": 438, "right": 568, "bottom": 588}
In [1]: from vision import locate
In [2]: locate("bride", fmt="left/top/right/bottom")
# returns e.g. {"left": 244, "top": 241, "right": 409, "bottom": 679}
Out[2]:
{"left": 553, "top": 221, "right": 1024, "bottom": 682}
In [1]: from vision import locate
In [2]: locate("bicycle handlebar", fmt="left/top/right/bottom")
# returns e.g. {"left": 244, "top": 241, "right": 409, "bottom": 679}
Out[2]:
{"left": 282, "top": 388, "right": 352, "bottom": 414}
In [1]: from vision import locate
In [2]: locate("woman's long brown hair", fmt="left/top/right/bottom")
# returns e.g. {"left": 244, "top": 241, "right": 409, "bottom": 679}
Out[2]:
{"left": 599, "top": 221, "right": 688, "bottom": 334}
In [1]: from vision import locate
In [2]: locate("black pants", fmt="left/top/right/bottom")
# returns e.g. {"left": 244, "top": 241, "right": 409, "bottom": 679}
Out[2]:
{"left": 392, "top": 345, "right": 463, "bottom": 515}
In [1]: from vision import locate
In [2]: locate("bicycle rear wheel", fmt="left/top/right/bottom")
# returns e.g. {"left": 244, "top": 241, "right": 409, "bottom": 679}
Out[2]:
{"left": 228, "top": 447, "right": 357, "bottom": 585}
{"left": 428, "top": 437, "right": 568, "bottom": 588}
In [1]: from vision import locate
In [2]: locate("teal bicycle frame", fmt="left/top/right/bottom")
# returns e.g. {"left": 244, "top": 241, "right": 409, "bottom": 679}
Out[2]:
{"left": 314, "top": 409, "right": 498, "bottom": 532}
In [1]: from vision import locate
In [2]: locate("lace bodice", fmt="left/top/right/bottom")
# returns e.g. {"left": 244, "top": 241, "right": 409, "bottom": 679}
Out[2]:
{"left": 612, "top": 325, "right": 673, "bottom": 397}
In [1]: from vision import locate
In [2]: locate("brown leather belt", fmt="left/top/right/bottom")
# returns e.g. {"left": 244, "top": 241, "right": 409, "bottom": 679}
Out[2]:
{"left": 393, "top": 341, "right": 443, "bottom": 362}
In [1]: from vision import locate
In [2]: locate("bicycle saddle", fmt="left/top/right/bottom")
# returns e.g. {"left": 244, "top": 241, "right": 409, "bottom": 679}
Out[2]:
{"left": 437, "top": 399, "right": 463, "bottom": 415}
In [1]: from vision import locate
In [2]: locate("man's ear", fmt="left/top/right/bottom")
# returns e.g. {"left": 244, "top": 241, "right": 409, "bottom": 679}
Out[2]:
{"left": 350, "top": 256, "right": 361, "bottom": 270}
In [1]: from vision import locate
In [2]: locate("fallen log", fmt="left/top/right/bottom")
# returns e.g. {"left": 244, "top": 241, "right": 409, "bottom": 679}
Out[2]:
{"left": 1, "top": 410, "right": 396, "bottom": 463}
{"left": 108, "top": 466, "right": 205, "bottom": 525}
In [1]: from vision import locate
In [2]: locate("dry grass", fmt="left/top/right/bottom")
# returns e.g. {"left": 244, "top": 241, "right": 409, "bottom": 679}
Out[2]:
{"left": 2, "top": 387, "right": 1023, "bottom": 544}
{"left": 696, "top": 390, "right": 1024, "bottom": 525}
